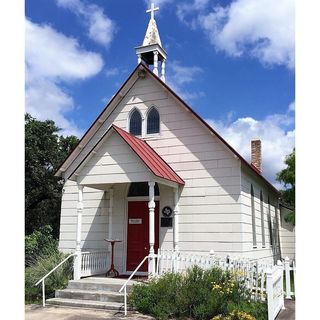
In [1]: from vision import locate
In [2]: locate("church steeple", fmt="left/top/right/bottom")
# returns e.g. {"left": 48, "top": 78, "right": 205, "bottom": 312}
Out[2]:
{"left": 135, "top": 3, "right": 167, "bottom": 82}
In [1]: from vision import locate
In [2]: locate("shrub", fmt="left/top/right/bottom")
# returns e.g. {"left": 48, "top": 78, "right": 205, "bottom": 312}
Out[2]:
{"left": 25, "top": 225, "right": 58, "bottom": 265}
{"left": 213, "top": 310, "right": 256, "bottom": 320}
{"left": 129, "top": 266, "right": 266, "bottom": 320}
{"left": 25, "top": 250, "right": 73, "bottom": 304}
{"left": 227, "top": 301, "right": 267, "bottom": 320}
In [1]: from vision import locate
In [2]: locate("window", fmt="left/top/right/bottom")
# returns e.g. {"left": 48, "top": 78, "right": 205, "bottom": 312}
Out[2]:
{"left": 260, "top": 191, "right": 265, "bottom": 247}
{"left": 267, "top": 196, "right": 273, "bottom": 246}
{"left": 251, "top": 185, "right": 257, "bottom": 247}
{"left": 128, "top": 182, "right": 159, "bottom": 197}
{"left": 147, "top": 107, "right": 160, "bottom": 134}
{"left": 129, "top": 109, "right": 142, "bottom": 135}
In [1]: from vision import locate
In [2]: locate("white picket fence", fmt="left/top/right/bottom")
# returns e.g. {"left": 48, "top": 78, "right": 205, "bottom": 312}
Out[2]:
{"left": 155, "top": 249, "right": 295, "bottom": 320}
{"left": 80, "top": 251, "right": 109, "bottom": 277}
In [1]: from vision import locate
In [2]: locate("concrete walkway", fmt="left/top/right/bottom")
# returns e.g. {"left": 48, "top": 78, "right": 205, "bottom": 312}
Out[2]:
{"left": 276, "top": 300, "right": 295, "bottom": 320}
{"left": 25, "top": 305, "right": 154, "bottom": 320}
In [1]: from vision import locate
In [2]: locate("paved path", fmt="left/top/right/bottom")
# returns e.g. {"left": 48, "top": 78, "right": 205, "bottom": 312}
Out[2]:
{"left": 276, "top": 299, "right": 295, "bottom": 320}
{"left": 25, "top": 305, "right": 154, "bottom": 320}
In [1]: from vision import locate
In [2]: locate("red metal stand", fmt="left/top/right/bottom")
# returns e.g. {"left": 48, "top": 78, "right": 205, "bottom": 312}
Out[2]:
{"left": 104, "top": 239, "right": 122, "bottom": 277}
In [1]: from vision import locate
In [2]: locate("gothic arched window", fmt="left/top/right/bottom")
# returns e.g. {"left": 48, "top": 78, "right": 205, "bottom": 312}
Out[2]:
{"left": 129, "top": 109, "right": 142, "bottom": 136}
{"left": 147, "top": 107, "right": 160, "bottom": 134}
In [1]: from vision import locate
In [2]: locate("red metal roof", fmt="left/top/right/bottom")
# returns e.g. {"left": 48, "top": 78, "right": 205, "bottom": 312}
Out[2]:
{"left": 112, "top": 125, "right": 185, "bottom": 185}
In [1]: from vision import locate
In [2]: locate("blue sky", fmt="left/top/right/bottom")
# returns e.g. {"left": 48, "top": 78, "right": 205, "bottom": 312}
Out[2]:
{"left": 25, "top": 0, "right": 295, "bottom": 185}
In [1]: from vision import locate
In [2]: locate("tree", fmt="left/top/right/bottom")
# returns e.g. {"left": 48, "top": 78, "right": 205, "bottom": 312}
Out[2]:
{"left": 276, "top": 149, "right": 295, "bottom": 225}
{"left": 25, "top": 114, "right": 79, "bottom": 238}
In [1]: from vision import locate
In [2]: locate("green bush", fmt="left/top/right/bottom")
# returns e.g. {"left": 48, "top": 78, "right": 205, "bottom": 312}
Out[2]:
{"left": 128, "top": 266, "right": 267, "bottom": 320}
{"left": 25, "top": 225, "right": 58, "bottom": 265}
{"left": 25, "top": 250, "right": 73, "bottom": 304}
{"left": 227, "top": 301, "right": 268, "bottom": 320}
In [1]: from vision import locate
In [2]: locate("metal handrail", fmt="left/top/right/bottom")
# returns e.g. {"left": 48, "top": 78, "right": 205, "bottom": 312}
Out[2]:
{"left": 119, "top": 254, "right": 152, "bottom": 316}
{"left": 35, "top": 253, "right": 76, "bottom": 307}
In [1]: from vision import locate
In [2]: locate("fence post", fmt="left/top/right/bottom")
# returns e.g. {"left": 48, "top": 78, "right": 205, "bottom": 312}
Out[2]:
{"left": 266, "top": 267, "right": 274, "bottom": 320}
{"left": 209, "top": 250, "right": 215, "bottom": 268}
{"left": 277, "top": 260, "right": 285, "bottom": 310}
{"left": 284, "top": 257, "right": 292, "bottom": 299}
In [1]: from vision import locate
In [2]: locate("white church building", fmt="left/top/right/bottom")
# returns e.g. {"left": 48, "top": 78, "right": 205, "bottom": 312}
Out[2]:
{"left": 55, "top": 4, "right": 295, "bottom": 280}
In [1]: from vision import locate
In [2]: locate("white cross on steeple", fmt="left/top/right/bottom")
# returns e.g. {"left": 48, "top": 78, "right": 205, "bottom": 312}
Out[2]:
{"left": 146, "top": 3, "right": 159, "bottom": 21}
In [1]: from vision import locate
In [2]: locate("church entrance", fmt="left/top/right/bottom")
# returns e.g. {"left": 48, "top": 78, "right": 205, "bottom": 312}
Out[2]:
{"left": 126, "top": 200, "right": 159, "bottom": 272}
{"left": 126, "top": 182, "right": 160, "bottom": 272}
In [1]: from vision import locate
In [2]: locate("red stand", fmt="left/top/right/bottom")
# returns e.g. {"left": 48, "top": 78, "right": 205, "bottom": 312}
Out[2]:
{"left": 104, "top": 239, "right": 122, "bottom": 277}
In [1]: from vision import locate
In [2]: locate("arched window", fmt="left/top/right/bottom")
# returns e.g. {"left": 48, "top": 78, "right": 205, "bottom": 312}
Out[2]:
{"left": 147, "top": 107, "right": 160, "bottom": 134}
{"left": 129, "top": 109, "right": 142, "bottom": 136}
{"left": 128, "top": 182, "right": 159, "bottom": 197}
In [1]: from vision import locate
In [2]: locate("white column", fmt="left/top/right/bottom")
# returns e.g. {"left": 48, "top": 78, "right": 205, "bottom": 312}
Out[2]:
{"left": 173, "top": 187, "right": 180, "bottom": 272}
{"left": 173, "top": 187, "right": 180, "bottom": 252}
{"left": 74, "top": 184, "right": 83, "bottom": 280}
{"left": 153, "top": 51, "right": 159, "bottom": 76}
{"left": 148, "top": 181, "right": 156, "bottom": 276}
{"left": 284, "top": 257, "right": 292, "bottom": 299}
{"left": 137, "top": 54, "right": 142, "bottom": 64}
{"left": 161, "top": 60, "right": 166, "bottom": 82}
{"left": 108, "top": 188, "right": 114, "bottom": 251}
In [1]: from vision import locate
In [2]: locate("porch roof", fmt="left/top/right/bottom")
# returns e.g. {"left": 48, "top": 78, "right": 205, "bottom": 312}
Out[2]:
{"left": 112, "top": 125, "right": 185, "bottom": 185}
{"left": 69, "top": 124, "right": 185, "bottom": 186}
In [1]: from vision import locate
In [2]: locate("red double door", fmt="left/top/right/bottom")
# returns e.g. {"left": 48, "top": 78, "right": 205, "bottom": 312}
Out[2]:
{"left": 126, "top": 201, "right": 159, "bottom": 272}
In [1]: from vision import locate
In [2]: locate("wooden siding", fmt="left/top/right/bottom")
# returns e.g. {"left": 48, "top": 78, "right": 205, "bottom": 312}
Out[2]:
{"left": 59, "top": 73, "right": 259, "bottom": 259}
{"left": 77, "top": 132, "right": 152, "bottom": 185}
{"left": 279, "top": 206, "right": 295, "bottom": 260}
{"left": 240, "top": 167, "right": 281, "bottom": 262}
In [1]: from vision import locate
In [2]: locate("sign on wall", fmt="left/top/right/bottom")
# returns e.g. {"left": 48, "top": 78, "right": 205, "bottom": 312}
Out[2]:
{"left": 129, "top": 218, "right": 142, "bottom": 224}
{"left": 161, "top": 206, "right": 173, "bottom": 227}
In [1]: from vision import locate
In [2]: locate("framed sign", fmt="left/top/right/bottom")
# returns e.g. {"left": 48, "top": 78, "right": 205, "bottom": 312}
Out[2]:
{"left": 129, "top": 218, "right": 142, "bottom": 224}
{"left": 161, "top": 217, "right": 172, "bottom": 227}
{"left": 162, "top": 206, "right": 173, "bottom": 217}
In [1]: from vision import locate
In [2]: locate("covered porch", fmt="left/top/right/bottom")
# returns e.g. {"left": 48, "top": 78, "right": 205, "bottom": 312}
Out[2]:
{"left": 68, "top": 125, "right": 185, "bottom": 280}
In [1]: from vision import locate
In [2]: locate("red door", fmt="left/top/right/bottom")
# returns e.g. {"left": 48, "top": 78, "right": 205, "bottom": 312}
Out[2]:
{"left": 126, "top": 201, "right": 159, "bottom": 272}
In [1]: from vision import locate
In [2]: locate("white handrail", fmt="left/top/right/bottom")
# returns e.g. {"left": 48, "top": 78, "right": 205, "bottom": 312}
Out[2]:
{"left": 35, "top": 253, "right": 76, "bottom": 307}
{"left": 119, "top": 254, "right": 151, "bottom": 316}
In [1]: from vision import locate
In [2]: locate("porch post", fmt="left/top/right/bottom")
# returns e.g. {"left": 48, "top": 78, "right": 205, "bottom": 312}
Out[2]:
{"left": 108, "top": 188, "right": 114, "bottom": 251}
{"left": 173, "top": 187, "right": 180, "bottom": 272}
{"left": 173, "top": 187, "right": 180, "bottom": 252}
{"left": 148, "top": 181, "right": 156, "bottom": 276}
{"left": 74, "top": 184, "right": 84, "bottom": 280}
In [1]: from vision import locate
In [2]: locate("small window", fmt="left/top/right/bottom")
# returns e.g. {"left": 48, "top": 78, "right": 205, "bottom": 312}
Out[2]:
{"left": 251, "top": 185, "right": 257, "bottom": 247}
{"left": 128, "top": 182, "right": 159, "bottom": 197}
{"left": 147, "top": 107, "right": 160, "bottom": 134}
{"left": 267, "top": 196, "right": 273, "bottom": 246}
{"left": 129, "top": 109, "right": 142, "bottom": 135}
{"left": 260, "top": 191, "right": 265, "bottom": 247}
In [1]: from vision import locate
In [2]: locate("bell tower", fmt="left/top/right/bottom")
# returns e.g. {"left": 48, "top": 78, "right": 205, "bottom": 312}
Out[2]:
{"left": 135, "top": 3, "right": 167, "bottom": 82}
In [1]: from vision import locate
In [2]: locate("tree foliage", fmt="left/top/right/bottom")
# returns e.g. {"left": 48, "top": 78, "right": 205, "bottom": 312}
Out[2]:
{"left": 25, "top": 114, "right": 79, "bottom": 238}
{"left": 276, "top": 149, "right": 295, "bottom": 225}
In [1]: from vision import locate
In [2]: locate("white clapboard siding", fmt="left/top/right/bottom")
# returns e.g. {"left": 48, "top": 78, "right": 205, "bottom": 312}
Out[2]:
{"left": 279, "top": 207, "right": 295, "bottom": 260}
{"left": 59, "top": 72, "right": 285, "bottom": 262}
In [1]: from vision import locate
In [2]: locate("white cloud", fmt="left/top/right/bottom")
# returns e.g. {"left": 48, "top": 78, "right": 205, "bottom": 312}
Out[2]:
{"left": 25, "top": 19, "right": 104, "bottom": 136}
{"left": 166, "top": 61, "right": 205, "bottom": 101}
{"left": 178, "top": 0, "right": 295, "bottom": 69}
{"left": 144, "top": 0, "right": 174, "bottom": 7}
{"left": 206, "top": 103, "right": 295, "bottom": 186}
{"left": 177, "top": 0, "right": 209, "bottom": 28}
{"left": 105, "top": 67, "right": 120, "bottom": 78}
{"left": 56, "top": 0, "right": 116, "bottom": 47}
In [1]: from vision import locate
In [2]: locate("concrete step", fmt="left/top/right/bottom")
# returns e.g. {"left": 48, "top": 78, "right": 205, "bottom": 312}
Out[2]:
{"left": 67, "top": 277, "right": 136, "bottom": 292}
{"left": 55, "top": 288, "right": 123, "bottom": 303}
{"left": 46, "top": 297, "right": 132, "bottom": 311}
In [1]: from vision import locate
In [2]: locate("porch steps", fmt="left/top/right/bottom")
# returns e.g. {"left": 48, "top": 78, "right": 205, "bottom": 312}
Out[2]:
{"left": 46, "top": 277, "right": 137, "bottom": 311}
